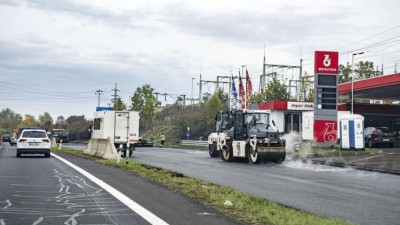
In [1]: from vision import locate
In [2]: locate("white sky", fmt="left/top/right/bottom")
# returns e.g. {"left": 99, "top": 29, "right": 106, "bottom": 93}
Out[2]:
{"left": 0, "top": 0, "right": 399, "bottom": 120}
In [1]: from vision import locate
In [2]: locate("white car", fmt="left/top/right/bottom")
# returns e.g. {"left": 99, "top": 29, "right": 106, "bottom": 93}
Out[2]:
{"left": 16, "top": 129, "right": 51, "bottom": 158}
{"left": 10, "top": 133, "right": 19, "bottom": 146}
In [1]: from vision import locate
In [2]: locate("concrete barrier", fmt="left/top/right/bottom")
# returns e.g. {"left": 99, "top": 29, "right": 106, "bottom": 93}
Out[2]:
{"left": 84, "top": 138, "right": 120, "bottom": 159}
{"left": 51, "top": 137, "right": 57, "bottom": 148}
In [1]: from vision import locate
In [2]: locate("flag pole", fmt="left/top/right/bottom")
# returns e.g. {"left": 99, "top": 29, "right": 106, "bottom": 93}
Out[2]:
{"left": 229, "top": 73, "right": 232, "bottom": 111}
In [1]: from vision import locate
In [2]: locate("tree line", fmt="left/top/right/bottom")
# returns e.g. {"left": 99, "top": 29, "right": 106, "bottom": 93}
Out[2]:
{"left": 0, "top": 109, "right": 91, "bottom": 141}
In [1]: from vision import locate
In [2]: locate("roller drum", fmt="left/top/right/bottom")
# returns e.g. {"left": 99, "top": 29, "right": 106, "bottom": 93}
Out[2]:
{"left": 256, "top": 146, "right": 286, "bottom": 163}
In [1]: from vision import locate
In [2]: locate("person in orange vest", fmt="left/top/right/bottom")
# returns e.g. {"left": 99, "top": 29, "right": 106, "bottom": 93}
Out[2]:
{"left": 160, "top": 133, "right": 165, "bottom": 147}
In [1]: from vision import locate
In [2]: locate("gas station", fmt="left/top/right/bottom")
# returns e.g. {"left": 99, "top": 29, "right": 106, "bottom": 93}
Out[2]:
{"left": 258, "top": 51, "right": 400, "bottom": 147}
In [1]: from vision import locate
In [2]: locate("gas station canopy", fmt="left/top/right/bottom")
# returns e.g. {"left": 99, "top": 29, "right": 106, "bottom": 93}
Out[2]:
{"left": 338, "top": 73, "right": 400, "bottom": 100}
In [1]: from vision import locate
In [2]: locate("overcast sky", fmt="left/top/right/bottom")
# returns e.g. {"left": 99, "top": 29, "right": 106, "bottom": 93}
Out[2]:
{"left": 0, "top": 0, "right": 399, "bottom": 120}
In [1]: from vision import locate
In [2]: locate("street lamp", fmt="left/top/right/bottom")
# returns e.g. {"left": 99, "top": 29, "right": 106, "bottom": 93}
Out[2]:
{"left": 351, "top": 52, "right": 364, "bottom": 114}
{"left": 191, "top": 77, "right": 195, "bottom": 105}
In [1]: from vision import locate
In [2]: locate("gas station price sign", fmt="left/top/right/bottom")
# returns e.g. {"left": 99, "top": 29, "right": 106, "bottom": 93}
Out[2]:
{"left": 314, "top": 51, "right": 339, "bottom": 144}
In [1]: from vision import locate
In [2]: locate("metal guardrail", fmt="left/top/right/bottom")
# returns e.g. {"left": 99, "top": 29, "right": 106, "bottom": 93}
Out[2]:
{"left": 181, "top": 140, "right": 209, "bottom": 147}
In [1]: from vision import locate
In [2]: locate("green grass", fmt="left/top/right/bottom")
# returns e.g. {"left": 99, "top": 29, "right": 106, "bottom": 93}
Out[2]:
{"left": 52, "top": 146, "right": 356, "bottom": 225}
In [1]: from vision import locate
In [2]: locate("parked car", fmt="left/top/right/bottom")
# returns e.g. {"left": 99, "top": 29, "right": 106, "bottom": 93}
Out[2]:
{"left": 2, "top": 134, "right": 11, "bottom": 143}
{"left": 364, "top": 127, "right": 395, "bottom": 148}
{"left": 133, "top": 138, "right": 154, "bottom": 147}
{"left": 16, "top": 129, "right": 51, "bottom": 158}
{"left": 10, "top": 133, "right": 19, "bottom": 146}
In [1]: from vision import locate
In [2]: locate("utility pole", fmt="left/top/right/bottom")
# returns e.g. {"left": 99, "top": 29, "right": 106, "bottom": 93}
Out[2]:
{"left": 111, "top": 83, "right": 120, "bottom": 104}
{"left": 260, "top": 48, "right": 266, "bottom": 92}
{"left": 161, "top": 93, "right": 169, "bottom": 101}
{"left": 299, "top": 58, "right": 303, "bottom": 100}
{"left": 154, "top": 92, "right": 160, "bottom": 101}
{"left": 181, "top": 94, "right": 186, "bottom": 106}
{"left": 199, "top": 74, "right": 202, "bottom": 103}
{"left": 191, "top": 77, "right": 195, "bottom": 105}
{"left": 261, "top": 63, "right": 301, "bottom": 98}
{"left": 198, "top": 74, "right": 230, "bottom": 103}
{"left": 95, "top": 89, "right": 103, "bottom": 107}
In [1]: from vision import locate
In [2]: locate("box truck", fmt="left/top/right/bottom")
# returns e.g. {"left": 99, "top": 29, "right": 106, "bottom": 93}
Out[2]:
{"left": 91, "top": 111, "right": 140, "bottom": 157}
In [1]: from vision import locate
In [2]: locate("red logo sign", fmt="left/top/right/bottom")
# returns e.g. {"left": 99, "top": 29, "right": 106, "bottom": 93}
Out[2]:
{"left": 314, "top": 120, "right": 337, "bottom": 143}
{"left": 314, "top": 51, "right": 339, "bottom": 74}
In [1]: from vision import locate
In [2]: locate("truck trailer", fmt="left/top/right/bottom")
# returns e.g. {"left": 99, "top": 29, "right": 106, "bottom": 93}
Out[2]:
{"left": 91, "top": 110, "right": 140, "bottom": 157}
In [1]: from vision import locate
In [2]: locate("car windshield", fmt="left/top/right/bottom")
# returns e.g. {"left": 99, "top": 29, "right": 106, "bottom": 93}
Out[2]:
{"left": 245, "top": 113, "right": 269, "bottom": 125}
{"left": 377, "top": 128, "right": 392, "bottom": 134}
{"left": 22, "top": 131, "right": 47, "bottom": 138}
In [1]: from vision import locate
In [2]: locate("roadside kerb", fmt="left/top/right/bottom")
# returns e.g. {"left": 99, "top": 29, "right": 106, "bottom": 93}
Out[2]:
{"left": 311, "top": 156, "right": 400, "bottom": 175}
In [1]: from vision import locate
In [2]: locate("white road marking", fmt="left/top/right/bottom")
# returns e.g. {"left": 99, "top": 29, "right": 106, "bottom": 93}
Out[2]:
{"left": 32, "top": 217, "right": 43, "bottom": 225}
{"left": 347, "top": 154, "right": 392, "bottom": 163}
{"left": 52, "top": 153, "right": 169, "bottom": 225}
{"left": 3, "top": 200, "right": 11, "bottom": 209}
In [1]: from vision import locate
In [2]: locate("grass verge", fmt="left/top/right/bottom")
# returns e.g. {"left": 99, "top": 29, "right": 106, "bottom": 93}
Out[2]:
{"left": 52, "top": 146, "right": 355, "bottom": 225}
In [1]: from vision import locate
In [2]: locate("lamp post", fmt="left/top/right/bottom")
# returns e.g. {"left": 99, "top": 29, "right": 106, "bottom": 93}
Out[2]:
{"left": 351, "top": 52, "right": 364, "bottom": 114}
{"left": 191, "top": 77, "right": 195, "bottom": 105}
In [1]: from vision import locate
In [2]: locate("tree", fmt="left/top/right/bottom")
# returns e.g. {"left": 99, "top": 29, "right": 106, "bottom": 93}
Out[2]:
{"left": 66, "top": 115, "right": 91, "bottom": 140}
{"left": 263, "top": 78, "right": 290, "bottom": 101}
{"left": 19, "top": 115, "right": 39, "bottom": 128}
{"left": 113, "top": 98, "right": 127, "bottom": 110}
{"left": 54, "top": 115, "right": 69, "bottom": 129}
{"left": 130, "top": 84, "right": 157, "bottom": 132}
{"left": 300, "top": 72, "right": 314, "bottom": 102}
{"left": 203, "top": 91, "right": 224, "bottom": 128}
{"left": 251, "top": 92, "right": 265, "bottom": 104}
{"left": 338, "top": 61, "right": 374, "bottom": 83}
{"left": 355, "top": 61, "right": 375, "bottom": 80}
{"left": 38, "top": 112, "right": 54, "bottom": 131}
{"left": 338, "top": 64, "right": 352, "bottom": 84}
{"left": 55, "top": 116, "right": 66, "bottom": 125}
{"left": 0, "top": 108, "right": 22, "bottom": 134}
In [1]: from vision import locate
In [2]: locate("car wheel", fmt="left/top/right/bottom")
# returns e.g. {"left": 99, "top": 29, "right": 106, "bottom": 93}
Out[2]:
{"left": 45, "top": 153, "right": 51, "bottom": 158}
{"left": 368, "top": 139, "right": 374, "bottom": 148}
{"left": 16, "top": 152, "right": 21, "bottom": 158}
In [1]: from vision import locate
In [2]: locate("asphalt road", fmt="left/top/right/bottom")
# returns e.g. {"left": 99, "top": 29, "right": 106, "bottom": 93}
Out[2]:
{"left": 0, "top": 143, "right": 242, "bottom": 225}
{"left": 132, "top": 147, "right": 400, "bottom": 225}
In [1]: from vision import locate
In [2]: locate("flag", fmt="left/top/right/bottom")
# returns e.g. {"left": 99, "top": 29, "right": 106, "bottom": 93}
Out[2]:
{"left": 238, "top": 71, "right": 245, "bottom": 109}
{"left": 231, "top": 76, "right": 238, "bottom": 110}
{"left": 246, "top": 69, "right": 253, "bottom": 110}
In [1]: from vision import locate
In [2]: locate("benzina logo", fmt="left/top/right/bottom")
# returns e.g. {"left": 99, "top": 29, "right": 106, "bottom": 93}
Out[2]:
{"left": 323, "top": 54, "right": 331, "bottom": 67}
{"left": 314, "top": 51, "right": 339, "bottom": 74}
{"left": 317, "top": 67, "right": 337, "bottom": 72}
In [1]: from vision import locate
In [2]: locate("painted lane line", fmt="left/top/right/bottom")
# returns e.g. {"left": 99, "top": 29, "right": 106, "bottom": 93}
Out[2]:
{"left": 348, "top": 154, "right": 394, "bottom": 164}
{"left": 52, "top": 153, "right": 169, "bottom": 225}
{"left": 3, "top": 200, "right": 11, "bottom": 209}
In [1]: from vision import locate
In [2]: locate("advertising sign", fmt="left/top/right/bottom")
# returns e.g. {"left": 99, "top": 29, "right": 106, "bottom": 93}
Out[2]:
{"left": 314, "top": 51, "right": 339, "bottom": 74}
{"left": 287, "top": 102, "right": 314, "bottom": 111}
{"left": 313, "top": 120, "right": 337, "bottom": 142}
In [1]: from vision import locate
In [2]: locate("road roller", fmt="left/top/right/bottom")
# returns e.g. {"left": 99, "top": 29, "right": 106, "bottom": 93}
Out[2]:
{"left": 208, "top": 110, "right": 286, "bottom": 164}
